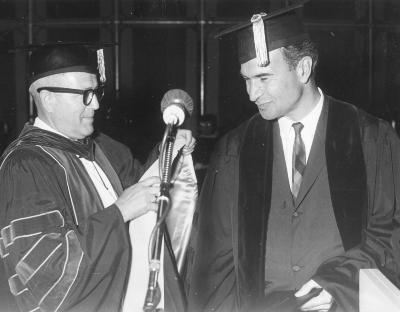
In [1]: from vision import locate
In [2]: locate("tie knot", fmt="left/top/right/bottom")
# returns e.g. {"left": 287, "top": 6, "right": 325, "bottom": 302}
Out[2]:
{"left": 292, "top": 122, "right": 304, "bottom": 134}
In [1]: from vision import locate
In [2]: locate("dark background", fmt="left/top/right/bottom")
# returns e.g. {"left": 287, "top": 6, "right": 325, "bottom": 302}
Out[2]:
{"left": 1, "top": 0, "right": 400, "bottom": 165}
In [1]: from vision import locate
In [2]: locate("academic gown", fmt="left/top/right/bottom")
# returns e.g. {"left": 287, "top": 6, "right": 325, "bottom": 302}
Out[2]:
{"left": 0, "top": 125, "right": 161, "bottom": 312}
{"left": 186, "top": 96, "right": 400, "bottom": 312}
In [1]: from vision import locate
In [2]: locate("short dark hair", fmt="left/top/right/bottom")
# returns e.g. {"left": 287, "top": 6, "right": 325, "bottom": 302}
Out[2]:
{"left": 281, "top": 39, "right": 319, "bottom": 76}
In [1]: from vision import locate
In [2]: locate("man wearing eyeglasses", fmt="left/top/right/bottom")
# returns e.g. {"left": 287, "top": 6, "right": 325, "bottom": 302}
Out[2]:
{"left": 33, "top": 76, "right": 104, "bottom": 141}
{"left": 0, "top": 44, "right": 195, "bottom": 312}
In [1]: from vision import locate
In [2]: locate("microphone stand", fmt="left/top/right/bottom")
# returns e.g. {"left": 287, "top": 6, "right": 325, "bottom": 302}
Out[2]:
{"left": 143, "top": 123, "right": 177, "bottom": 312}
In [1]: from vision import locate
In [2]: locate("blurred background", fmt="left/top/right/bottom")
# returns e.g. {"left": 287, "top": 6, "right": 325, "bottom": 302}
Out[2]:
{"left": 0, "top": 0, "right": 400, "bottom": 171}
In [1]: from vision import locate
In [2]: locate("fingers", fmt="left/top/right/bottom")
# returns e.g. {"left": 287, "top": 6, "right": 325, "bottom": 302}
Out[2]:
{"left": 176, "top": 129, "right": 192, "bottom": 142}
{"left": 140, "top": 176, "right": 160, "bottom": 186}
{"left": 148, "top": 201, "right": 158, "bottom": 212}
{"left": 175, "top": 130, "right": 196, "bottom": 155}
{"left": 116, "top": 176, "right": 162, "bottom": 222}
{"left": 299, "top": 289, "right": 333, "bottom": 311}
{"left": 145, "top": 182, "right": 160, "bottom": 207}
{"left": 295, "top": 280, "right": 321, "bottom": 297}
{"left": 182, "top": 137, "right": 196, "bottom": 155}
{"left": 148, "top": 194, "right": 159, "bottom": 210}
{"left": 295, "top": 280, "right": 333, "bottom": 312}
{"left": 148, "top": 192, "right": 159, "bottom": 203}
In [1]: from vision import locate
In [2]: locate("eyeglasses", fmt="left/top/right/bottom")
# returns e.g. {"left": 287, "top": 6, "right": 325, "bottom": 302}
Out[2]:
{"left": 37, "top": 85, "right": 105, "bottom": 106}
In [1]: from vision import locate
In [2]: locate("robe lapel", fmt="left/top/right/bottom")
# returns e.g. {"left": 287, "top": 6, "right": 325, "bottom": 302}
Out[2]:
{"left": 93, "top": 142, "right": 124, "bottom": 196}
{"left": 325, "top": 97, "right": 367, "bottom": 250}
{"left": 238, "top": 114, "right": 273, "bottom": 299}
{"left": 296, "top": 97, "right": 367, "bottom": 249}
{"left": 294, "top": 102, "right": 328, "bottom": 208}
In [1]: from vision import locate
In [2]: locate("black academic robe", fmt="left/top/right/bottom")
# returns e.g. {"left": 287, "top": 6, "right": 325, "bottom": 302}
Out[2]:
{"left": 186, "top": 96, "right": 400, "bottom": 312}
{"left": 0, "top": 125, "right": 158, "bottom": 312}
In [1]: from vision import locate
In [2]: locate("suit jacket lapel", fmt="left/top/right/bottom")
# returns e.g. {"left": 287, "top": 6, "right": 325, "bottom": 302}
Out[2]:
{"left": 294, "top": 102, "right": 328, "bottom": 208}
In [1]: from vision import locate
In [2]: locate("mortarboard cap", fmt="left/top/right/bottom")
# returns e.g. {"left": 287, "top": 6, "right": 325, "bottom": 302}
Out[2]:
{"left": 11, "top": 42, "right": 111, "bottom": 85}
{"left": 216, "top": 0, "right": 309, "bottom": 66}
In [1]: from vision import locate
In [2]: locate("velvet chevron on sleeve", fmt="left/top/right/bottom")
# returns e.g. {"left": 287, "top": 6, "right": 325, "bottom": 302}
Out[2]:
{"left": 0, "top": 126, "right": 142, "bottom": 312}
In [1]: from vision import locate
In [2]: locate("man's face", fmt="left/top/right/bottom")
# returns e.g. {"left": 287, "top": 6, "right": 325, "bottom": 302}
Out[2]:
{"left": 47, "top": 72, "right": 99, "bottom": 140}
{"left": 240, "top": 48, "right": 304, "bottom": 121}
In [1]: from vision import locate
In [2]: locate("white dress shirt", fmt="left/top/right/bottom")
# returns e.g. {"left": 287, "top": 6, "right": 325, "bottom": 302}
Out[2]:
{"left": 278, "top": 88, "right": 324, "bottom": 190}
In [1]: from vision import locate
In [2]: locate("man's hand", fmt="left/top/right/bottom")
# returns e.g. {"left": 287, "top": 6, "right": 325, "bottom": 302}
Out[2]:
{"left": 174, "top": 129, "right": 196, "bottom": 155}
{"left": 295, "top": 279, "right": 333, "bottom": 312}
{"left": 115, "top": 176, "right": 160, "bottom": 222}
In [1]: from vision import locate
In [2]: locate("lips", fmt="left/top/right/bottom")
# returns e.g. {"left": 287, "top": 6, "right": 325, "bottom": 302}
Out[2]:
{"left": 257, "top": 102, "right": 271, "bottom": 109}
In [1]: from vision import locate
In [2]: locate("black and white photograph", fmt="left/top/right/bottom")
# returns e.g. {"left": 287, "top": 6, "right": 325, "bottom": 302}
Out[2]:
{"left": 0, "top": 1, "right": 400, "bottom": 311}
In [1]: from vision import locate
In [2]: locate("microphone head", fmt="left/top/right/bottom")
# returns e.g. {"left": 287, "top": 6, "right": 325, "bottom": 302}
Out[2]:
{"left": 160, "top": 89, "right": 194, "bottom": 125}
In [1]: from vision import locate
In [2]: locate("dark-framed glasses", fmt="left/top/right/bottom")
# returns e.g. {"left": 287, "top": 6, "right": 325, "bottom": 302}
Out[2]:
{"left": 37, "top": 85, "right": 105, "bottom": 106}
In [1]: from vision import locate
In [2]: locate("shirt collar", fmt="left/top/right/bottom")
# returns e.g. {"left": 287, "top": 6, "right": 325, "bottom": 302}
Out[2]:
{"left": 33, "top": 117, "right": 69, "bottom": 139}
{"left": 278, "top": 87, "right": 324, "bottom": 138}
{"left": 32, "top": 117, "right": 95, "bottom": 161}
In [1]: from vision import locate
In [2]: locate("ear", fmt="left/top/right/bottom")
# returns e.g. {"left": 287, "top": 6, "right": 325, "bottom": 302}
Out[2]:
{"left": 296, "top": 56, "right": 313, "bottom": 84}
{"left": 39, "top": 90, "right": 56, "bottom": 113}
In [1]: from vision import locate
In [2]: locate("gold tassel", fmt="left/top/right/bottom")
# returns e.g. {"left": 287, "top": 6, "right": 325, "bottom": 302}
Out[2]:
{"left": 251, "top": 13, "right": 269, "bottom": 67}
{"left": 97, "top": 49, "right": 106, "bottom": 84}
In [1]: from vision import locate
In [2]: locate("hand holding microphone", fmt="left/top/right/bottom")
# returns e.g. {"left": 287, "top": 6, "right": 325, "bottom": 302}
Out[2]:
{"left": 175, "top": 130, "right": 196, "bottom": 155}
{"left": 115, "top": 176, "right": 161, "bottom": 223}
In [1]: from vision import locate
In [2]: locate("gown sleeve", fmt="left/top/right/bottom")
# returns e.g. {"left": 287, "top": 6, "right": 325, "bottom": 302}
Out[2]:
{"left": 312, "top": 121, "right": 400, "bottom": 311}
{"left": 186, "top": 142, "right": 238, "bottom": 312}
{"left": 0, "top": 147, "right": 130, "bottom": 312}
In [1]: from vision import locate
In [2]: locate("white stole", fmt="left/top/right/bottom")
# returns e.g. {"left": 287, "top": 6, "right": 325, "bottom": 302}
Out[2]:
{"left": 122, "top": 154, "right": 197, "bottom": 312}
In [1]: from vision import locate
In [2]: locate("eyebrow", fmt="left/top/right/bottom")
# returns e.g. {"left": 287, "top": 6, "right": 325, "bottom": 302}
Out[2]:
{"left": 240, "top": 72, "right": 272, "bottom": 79}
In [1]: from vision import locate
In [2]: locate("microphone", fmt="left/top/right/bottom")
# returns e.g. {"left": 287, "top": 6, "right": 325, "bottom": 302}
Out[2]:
{"left": 143, "top": 90, "right": 193, "bottom": 311}
{"left": 160, "top": 89, "right": 194, "bottom": 126}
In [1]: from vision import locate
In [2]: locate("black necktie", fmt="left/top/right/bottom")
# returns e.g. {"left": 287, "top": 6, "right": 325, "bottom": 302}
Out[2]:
{"left": 292, "top": 122, "right": 306, "bottom": 199}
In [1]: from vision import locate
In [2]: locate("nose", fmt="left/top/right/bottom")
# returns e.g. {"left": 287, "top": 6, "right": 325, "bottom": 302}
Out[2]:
{"left": 247, "top": 79, "right": 262, "bottom": 103}
{"left": 87, "top": 95, "right": 100, "bottom": 110}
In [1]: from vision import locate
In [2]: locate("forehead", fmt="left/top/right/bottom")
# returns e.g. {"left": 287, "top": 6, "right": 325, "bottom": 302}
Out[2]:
{"left": 50, "top": 72, "right": 98, "bottom": 88}
{"left": 240, "top": 49, "right": 287, "bottom": 76}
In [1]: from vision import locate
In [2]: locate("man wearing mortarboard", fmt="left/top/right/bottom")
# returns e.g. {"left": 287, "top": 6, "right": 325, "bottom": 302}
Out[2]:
{"left": 0, "top": 43, "right": 197, "bottom": 311}
{"left": 186, "top": 1, "right": 400, "bottom": 311}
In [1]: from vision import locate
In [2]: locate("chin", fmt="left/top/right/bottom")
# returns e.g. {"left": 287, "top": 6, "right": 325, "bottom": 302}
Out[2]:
{"left": 84, "top": 129, "right": 95, "bottom": 137}
{"left": 259, "top": 111, "right": 277, "bottom": 121}
{"left": 85, "top": 122, "right": 94, "bottom": 131}
{"left": 78, "top": 127, "right": 94, "bottom": 139}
